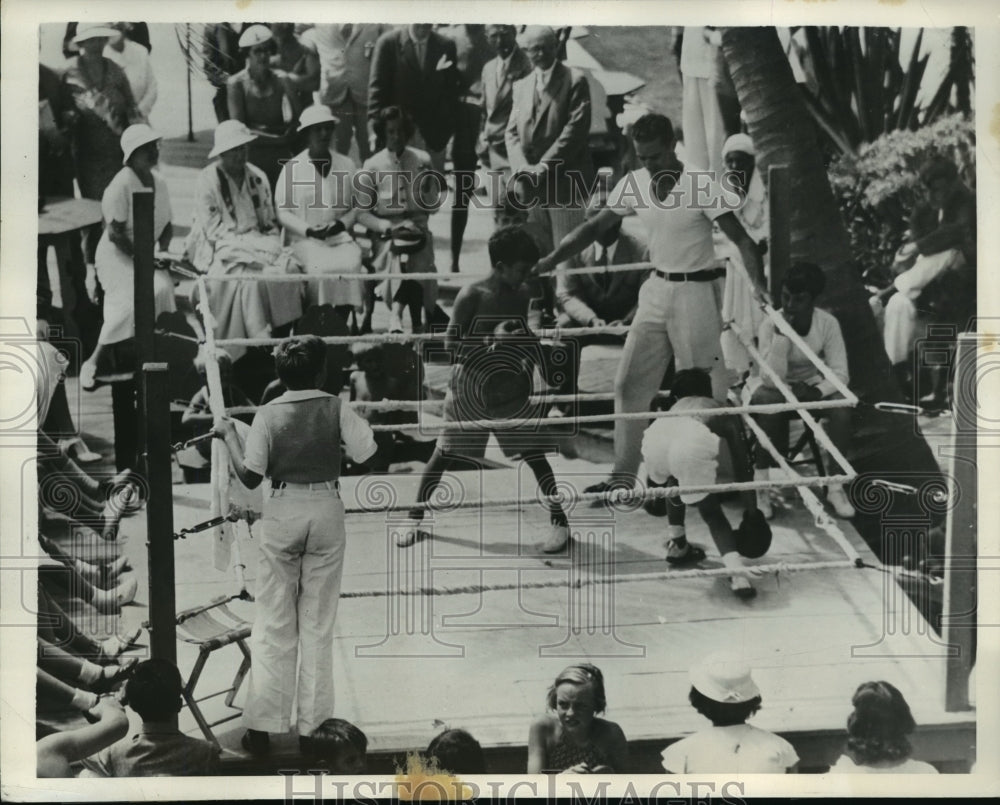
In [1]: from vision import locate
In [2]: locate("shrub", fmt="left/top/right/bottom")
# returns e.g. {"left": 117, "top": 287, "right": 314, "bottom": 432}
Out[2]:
{"left": 828, "top": 114, "right": 975, "bottom": 277}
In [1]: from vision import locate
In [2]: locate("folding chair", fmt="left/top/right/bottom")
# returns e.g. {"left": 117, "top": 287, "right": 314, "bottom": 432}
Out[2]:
{"left": 176, "top": 595, "right": 253, "bottom": 749}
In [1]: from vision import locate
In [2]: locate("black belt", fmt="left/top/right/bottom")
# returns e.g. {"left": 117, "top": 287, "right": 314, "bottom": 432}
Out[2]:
{"left": 653, "top": 267, "right": 726, "bottom": 282}
{"left": 271, "top": 479, "right": 340, "bottom": 491}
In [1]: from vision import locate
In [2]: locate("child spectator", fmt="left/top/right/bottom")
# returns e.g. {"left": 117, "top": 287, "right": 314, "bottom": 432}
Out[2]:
{"left": 660, "top": 652, "right": 798, "bottom": 773}
{"left": 348, "top": 342, "right": 433, "bottom": 473}
{"left": 641, "top": 368, "right": 769, "bottom": 599}
{"left": 528, "top": 664, "right": 629, "bottom": 773}
{"left": 306, "top": 717, "right": 368, "bottom": 774}
{"left": 829, "top": 681, "right": 938, "bottom": 773}
{"left": 213, "top": 335, "right": 378, "bottom": 755}
{"left": 425, "top": 728, "right": 486, "bottom": 775}
{"left": 37, "top": 697, "right": 129, "bottom": 778}
{"left": 83, "top": 659, "right": 220, "bottom": 776}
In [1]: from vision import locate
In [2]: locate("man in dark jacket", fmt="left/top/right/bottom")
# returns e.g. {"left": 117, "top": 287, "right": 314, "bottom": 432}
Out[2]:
{"left": 367, "top": 24, "right": 461, "bottom": 174}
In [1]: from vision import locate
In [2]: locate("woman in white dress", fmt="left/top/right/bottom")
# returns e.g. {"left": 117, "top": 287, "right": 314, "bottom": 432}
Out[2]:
{"left": 186, "top": 120, "right": 305, "bottom": 359}
{"left": 79, "top": 124, "right": 176, "bottom": 390}
{"left": 275, "top": 104, "right": 363, "bottom": 326}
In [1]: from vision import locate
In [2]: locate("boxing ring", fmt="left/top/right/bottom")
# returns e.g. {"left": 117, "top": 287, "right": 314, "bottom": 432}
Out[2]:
{"left": 131, "top": 244, "right": 981, "bottom": 767}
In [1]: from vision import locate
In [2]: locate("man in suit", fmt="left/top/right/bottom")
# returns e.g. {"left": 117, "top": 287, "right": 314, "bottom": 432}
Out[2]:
{"left": 481, "top": 24, "right": 532, "bottom": 224}
{"left": 506, "top": 26, "right": 594, "bottom": 322}
{"left": 439, "top": 24, "right": 496, "bottom": 272}
{"left": 299, "top": 23, "right": 387, "bottom": 162}
{"left": 367, "top": 24, "right": 461, "bottom": 174}
{"left": 553, "top": 182, "right": 649, "bottom": 406}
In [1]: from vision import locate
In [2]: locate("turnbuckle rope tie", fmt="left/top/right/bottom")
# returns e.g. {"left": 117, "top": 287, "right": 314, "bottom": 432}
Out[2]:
{"left": 174, "top": 512, "right": 240, "bottom": 540}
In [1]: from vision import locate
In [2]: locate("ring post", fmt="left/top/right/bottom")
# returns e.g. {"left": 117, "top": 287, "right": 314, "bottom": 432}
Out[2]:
{"left": 143, "top": 362, "right": 178, "bottom": 668}
{"left": 943, "top": 333, "right": 977, "bottom": 712}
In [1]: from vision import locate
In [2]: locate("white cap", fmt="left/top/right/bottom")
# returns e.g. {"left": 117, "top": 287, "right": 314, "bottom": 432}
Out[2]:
{"left": 297, "top": 104, "right": 340, "bottom": 133}
{"left": 239, "top": 24, "right": 274, "bottom": 49}
{"left": 208, "top": 120, "right": 257, "bottom": 159}
{"left": 722, "top": 133, "right": 756, "bottom": 159}
{"left": 120, "top": 124, "right": 162, "bottom": 165}
{"left": 690, "top": 652, "right": 761, "bottom": 704}
{"left": 73, "top": 23, "right": 120, "bottom": 43}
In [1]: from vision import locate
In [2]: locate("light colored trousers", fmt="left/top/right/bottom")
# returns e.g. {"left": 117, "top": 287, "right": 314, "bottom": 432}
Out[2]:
{"left": 612, "top": 274, "right": 727, "bottom": 480}
{"left": 243, "top": 484, "right": 346, "bottom": 736}
{"left": 882, "top": 249, "right": 960, "bottom": 365}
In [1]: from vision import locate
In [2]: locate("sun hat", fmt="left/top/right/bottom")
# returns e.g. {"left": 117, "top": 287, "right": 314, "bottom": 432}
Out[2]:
{"left": 208, "top": 120, "right": 258, "bottom": 159}
{"left": 690, "top": 653, "right": 761, "bottom": 704}
{"left": 722, "top": 133, "right": 756, "bottom": 159}
{"left": 297, "top": 104, "right": 341, "bottom": 133}
{"left": 120, "top": 124, "right": 162, "bottom": 165}
{"left": 73, "top": 23, "right": 120, "bottom": 44}
{"left": 238, "top": 24, "right": 274, "bottom": 49}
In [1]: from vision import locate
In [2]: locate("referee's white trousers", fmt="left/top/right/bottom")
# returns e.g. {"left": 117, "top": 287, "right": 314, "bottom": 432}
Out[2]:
{"left": 243, "top": 485, "right": 346, "bottom": 736}
{"left": 612, "top": 275, "right": 726, "bottom": 481}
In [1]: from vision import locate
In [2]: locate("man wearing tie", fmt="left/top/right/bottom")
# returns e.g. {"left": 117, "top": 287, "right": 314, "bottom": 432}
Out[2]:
{"left": 367, "top": 24, "right": 461, "bottom": 174}
{"left": 480, "top": 24, "right": 532, "bottom": 223}
{"left": 299, "top": 23, "right": 387, "bottom": 162}
{"left": 506, "top": 25, "right": 594, "bottom": 324}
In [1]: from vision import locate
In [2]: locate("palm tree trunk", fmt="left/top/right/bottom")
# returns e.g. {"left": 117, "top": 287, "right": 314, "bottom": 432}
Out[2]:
{"left": 721, "top": 26, "right": 894, "bottom": 403}
{"left": 721, "top": 27, "right": 944, "bottom": 571}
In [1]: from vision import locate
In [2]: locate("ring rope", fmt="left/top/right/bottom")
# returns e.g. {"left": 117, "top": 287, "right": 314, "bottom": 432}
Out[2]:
{"left": 222, "top": 395, "right": 853, "bottom": 419}
{"left": 336, "top": 559, "right": 863, "bottom": 599}
{"left": 342, "top": 473, "right": 855, "bottom": 516}
{"left": 213, "top": 324, "right": 632, "bottom": 348}
{"left": 181, "top": 260, "right": 660, "bottom": 284}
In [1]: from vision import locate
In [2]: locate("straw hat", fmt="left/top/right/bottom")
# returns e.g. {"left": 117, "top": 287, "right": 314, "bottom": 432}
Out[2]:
{"left": 297, "top": 104, "right": 340, "bottom": 133}
{"left": 73, "top": 23, "right": 120, "bottom": 43}
{"left": 208, "top": 120, "right": 257, "bottom": 160}
{"left": 120, "top": 124, "right": 162, "bottom": 165}
{"left": 690, "top": 653, "right": 761, "bottom": 704}
{"left": 238, "top": 25, "right": 274, "bottom": 49}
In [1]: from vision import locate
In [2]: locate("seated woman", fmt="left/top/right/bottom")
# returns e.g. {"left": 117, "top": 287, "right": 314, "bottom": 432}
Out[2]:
{"left": 829, "top": 681, "right": 938, "bottom": 773}
{"left": 226, "top": 25, "right": 300, "bottom": 189}
{"left": 527, "top": 664, "right": 629, "bottom": 774}
{"left": 874, "top": 156, "right": 976, "bottom": 408}
{"left": 356, "top": 105, "right": 444, "bottom": 334}
{"left": 749, "top": 261, "right": 854, "bottom": 520}
{"left": 275, "top": 104, "right": 364, "bottom": 326}
{"left": 186, "top": 120, "right": 304, "bottom": 359}
{"left": 78, "top": 124, "right": 176, "bottom": 390}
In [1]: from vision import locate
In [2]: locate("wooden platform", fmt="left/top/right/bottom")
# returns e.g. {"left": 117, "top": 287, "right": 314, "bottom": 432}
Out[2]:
{"left": 94, "top": 459, "right": 974, "bottom": 774}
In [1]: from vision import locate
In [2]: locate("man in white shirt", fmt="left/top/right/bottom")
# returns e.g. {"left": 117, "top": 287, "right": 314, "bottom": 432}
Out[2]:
{"left": 105, "top": 23, "right": 157, "bottom": 118}
{"left": 534, "top": 113, "right": 765, "bottom": 496}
